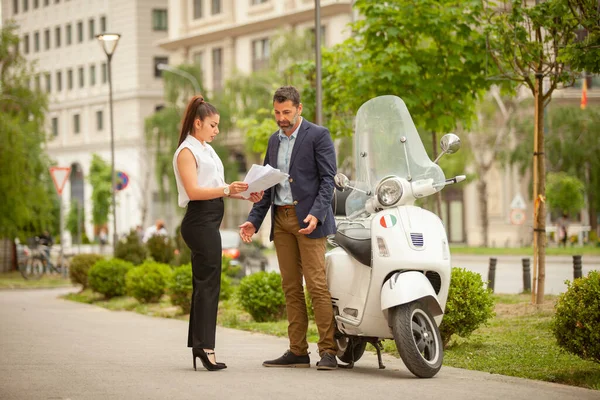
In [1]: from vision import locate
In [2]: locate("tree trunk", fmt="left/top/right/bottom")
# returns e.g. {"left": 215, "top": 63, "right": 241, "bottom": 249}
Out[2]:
{"left": 476, "top": 178, "right": 489, "bottom": 247}
{"left": 532, "top": 74, "right": 547, "bottom": 305}
{"left": 585, "top": 162, "right": 597, "bottom": 233}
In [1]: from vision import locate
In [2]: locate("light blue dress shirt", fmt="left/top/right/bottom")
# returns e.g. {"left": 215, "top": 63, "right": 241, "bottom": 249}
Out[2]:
{"left": 274, "top": 118, "right": 302, "bottom": 206}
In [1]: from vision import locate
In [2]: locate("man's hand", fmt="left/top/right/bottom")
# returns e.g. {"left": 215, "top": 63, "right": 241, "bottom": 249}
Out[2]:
{"left": 239, "top": 221, "right": 257, "bottom": 243}
{"left": 298, "top": 214, "right": 318, "bottom": 235}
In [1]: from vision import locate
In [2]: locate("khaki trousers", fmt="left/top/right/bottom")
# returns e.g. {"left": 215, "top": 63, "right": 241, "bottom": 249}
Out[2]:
{"left": 273, "top": 207, "right": 337, "bottom": 357}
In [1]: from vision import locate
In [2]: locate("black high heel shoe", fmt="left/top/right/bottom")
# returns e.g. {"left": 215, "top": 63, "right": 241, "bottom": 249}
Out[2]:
{"left": 192, "top": 348, "right": 227, "bottom": 371}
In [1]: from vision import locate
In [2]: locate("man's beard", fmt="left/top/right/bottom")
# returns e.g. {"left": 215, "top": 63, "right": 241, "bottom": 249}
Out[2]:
{"left": 278, "top": 112, "right": 300, "bottom": 131}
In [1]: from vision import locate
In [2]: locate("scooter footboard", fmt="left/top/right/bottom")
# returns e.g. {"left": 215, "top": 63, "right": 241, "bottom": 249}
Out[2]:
{"left": 381, "top": 271, "right": 443, "bottom": 317}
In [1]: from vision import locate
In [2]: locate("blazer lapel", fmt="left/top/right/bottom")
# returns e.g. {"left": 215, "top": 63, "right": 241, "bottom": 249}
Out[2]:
{"left": 268, "top": 135, "right": 280, "bottom": 169}
{"left": 288, "top": 119, "right": 309, "bottom": 170}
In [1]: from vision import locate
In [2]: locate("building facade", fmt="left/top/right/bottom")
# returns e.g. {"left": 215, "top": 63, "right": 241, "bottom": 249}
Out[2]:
{"left": 2, "top": 0, "right": 171, "bottom": 244}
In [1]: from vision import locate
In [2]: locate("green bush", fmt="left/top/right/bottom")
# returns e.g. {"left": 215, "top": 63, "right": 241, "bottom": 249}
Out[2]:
{"left": 552, "top": 270, "right": 600, "bottom": 363}
{"left": 237, "top": 271, "right": 286, "bottom": 322}
{"left": 146, "top": 235, "right": 175, "bottom": 264}
{"left": 168, "top": 264, "right": 193, "bottom": 314}
{"left": 68, "top": 253, "right": 104, "bottom": 289}
{"left": 305, "top": 288, "right": 315, "bottom": 321}
{"left": 115, "top": 229, "right": 147, "bottom": 265}
{"left": 125, "top": 261, "right": 173, "bottom": 304}
{"left": 88, "top": 258, "right": 134, "bottom": 299}
{"left": 439, "top": 267, "right": 496, "bottom": 348}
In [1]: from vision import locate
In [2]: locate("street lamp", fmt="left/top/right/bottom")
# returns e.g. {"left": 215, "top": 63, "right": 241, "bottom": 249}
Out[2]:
{"left": 96, "top": 33, "right": 121, "bottom": 255}
{"left": 156, "top": 63, "right": 201, "bottom": 94}
{"left": 314, "top": 0, "right": 322, "bottom": 125}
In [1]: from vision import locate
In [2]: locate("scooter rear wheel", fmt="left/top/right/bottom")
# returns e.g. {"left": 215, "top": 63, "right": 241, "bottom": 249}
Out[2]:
{"left": 336, "top": 335, "right": 367, "bottom": 364}
{"left": 391, "top": 301, "right": 443, "bottom": 378}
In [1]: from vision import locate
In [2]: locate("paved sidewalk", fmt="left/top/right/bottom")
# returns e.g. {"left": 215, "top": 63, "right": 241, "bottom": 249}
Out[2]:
{"left": 0, "top": 288, "right": 598, "bottom": 400}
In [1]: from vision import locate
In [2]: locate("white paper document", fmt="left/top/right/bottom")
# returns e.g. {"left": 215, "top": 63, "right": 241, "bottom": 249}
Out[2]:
{"left": 239, "top": 164, "right": 289, "bottom": 198}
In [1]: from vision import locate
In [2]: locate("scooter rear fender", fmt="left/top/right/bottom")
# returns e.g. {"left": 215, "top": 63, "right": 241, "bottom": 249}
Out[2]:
{"left": 381, "top": 271, "right": 443, "bottom": 317}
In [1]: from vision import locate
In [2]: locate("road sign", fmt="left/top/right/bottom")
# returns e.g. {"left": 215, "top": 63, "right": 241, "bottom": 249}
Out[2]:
{"left": 115, "top": 170, "right": 129, "bottom": 191}
{"left": 510, "top": 193, "right": 527, "bottom": 210}
{"left": 510, "top": 208, "right": 526, "bottom": 225}
{"left": 49, "top": 167, "right": 71, "bottom": 195}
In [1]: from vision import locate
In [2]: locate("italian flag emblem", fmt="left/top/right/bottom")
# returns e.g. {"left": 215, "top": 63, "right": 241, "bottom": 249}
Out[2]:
{"left": 380, "top": 215, "right": 397, "bottom": 228}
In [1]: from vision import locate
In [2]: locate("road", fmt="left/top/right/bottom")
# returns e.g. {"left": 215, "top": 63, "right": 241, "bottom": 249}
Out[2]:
{"left": 1, "top": 288, "right": 598, "bottom": 400}
{"left": 266, "top": 253, "right": 599, "bottom": 295}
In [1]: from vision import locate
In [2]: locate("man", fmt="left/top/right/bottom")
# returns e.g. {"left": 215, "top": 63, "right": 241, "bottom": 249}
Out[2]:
{"left": 142, "top": 219, "right": 168, "bottom": 243}
{"left": 239, "top": 86, "right": 338, "bottom": 370}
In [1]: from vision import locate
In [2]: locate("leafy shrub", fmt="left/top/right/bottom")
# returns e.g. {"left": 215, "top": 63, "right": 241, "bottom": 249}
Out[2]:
{"left": 552, "top": 270, "right": 600, "bottom": 363}
{"left": 115, "top": 229, "right": 147, "bottom": 265}
{"left": 439, "top": 267, "right": 496, "bottom": 348}
{"left": 237, "top": 271, "right": 286, "bottom": 322}
{"left": 69, "top": 253, "right": 104, "bottom": 289}
{"left": 169, "top": 264, "right": 193, "bottom": 314}
{"left": 146, "top": 235, "right": 175, "bottom": 264}
{"left": 125, "top": 261, "right": 173, "bottom": 303}
{"left": 88, "top": 258, "right": 134, "bottom": 299}
{"left": 305, "top": 288, "right": 315, "bottom": 321}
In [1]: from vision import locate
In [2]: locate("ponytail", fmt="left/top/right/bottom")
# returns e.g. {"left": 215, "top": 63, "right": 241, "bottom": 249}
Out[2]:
{"left": 177, "top": 95, "right": 219, "bottom": 147}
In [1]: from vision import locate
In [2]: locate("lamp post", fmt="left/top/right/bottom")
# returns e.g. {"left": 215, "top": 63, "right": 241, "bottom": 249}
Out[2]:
{"left": 314, "top": 0, "right": 322, "bottom": 125}
{"left": 96, "top": 33, "right": 121, "bottom": 255}
{"left": 156, "top": 63, "right": 201, "bottom": 94}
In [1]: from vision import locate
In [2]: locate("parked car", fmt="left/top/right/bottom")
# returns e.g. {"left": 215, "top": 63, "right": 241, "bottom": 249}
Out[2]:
{"left": 220, "top": 229, "right": 268, "bottom": 277}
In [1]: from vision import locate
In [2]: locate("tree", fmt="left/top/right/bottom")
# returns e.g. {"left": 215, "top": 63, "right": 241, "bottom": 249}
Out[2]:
{"left": 88, "top": 154, "right": 111, "bottom": 228}
{"left": 0, "top": 23, "right": 56, "bottom": 240}
{"left": 561, "top": 0, "right": 600, "bottom": 73}
{"left": 485, "top": 0, "right": 584, "bottom": 304}
{"left": 546, "top": 172, "right": 585, "bottom": 216}
{"left": 66, "top": 199, "right": 87, "bottom": 244}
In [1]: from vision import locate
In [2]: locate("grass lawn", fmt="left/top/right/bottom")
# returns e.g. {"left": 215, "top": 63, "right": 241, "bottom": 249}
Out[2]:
{"left": 62, "top": 290, "right": 599, "bottom": 390}
{"left": 450, "top": 245, "right": 600, "bottom": 256}
{"left": 0, "top": 271, "right": 73, "bottom": 289}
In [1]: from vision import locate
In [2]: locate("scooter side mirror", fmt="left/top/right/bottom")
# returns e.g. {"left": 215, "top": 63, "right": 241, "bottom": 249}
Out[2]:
{"left": 440, "top": 133, "right": 461, "bottom": 155}
{"left": 334, "top": 173, "right": 350, "bottom": 191}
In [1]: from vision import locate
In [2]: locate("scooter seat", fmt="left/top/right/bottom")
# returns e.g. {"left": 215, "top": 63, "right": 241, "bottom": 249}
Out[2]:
{"left": 334, "top": 228, "right": 372, "bottom": 267}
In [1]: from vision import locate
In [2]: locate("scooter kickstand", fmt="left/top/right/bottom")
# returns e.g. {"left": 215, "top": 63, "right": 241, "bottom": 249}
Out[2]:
{"left": 374, "top": 341, "right": 386, "bottom": 369}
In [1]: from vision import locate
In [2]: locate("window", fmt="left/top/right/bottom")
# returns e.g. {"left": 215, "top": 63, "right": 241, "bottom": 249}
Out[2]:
{"left": 13, "top": 0, "right": 18, "bottom": 14}
{"left": 100, "top": 16, "right": 106, "bottom": 33}
{"left": 77, "top": 21, "right": 83, "bottom": 43}
{"left": 23, "top": 34, "right": 29, "bottom": 54}
{"left": 78, "top": 67, "right": 84, "bottom": 88}
{"left": 193, "top": 52, "right": 204, "bottom": 84}
{"left": 101, "top": 62, "right": 107, "bottom": 83}
{"left": 51, "top": 117, "right": 58, "bottom": 137}
{"left": 55, "top": 26, "right": 61, "bottom": 47}
{"left": 56, "top": 71, "right": 62, "bottom": 91}
{"left": 45, "top": 72, "right": 51, "bottom": 92}
{"left": 73, "top": 114, "right": 80, "bottom": 134}
{"left": 90, "top": 65, "right": 96, "bottom": 86}
{"left": 96, "top": 110, "right": 103, "bottom": 131}
{"left": 152, "top": 9, "right": 168, "bottom": 31}
{"left": 35, "top": 74, "right": 41, "bottom": 90}
{"left": 193, "top": 0, "right": 202, "bottom": 19}
{"left": 88, "top": 19, "right": 95, "bottom": 40}
{"left": 33, "top": 0, "right": 38, "bottom": 9}
{"left": 34, "top": 31, "right": 40, "bottom": 52}
{"left": 44, "top": 0, "right": 48, "bottom": 5}
{"left": 154, "top": 57, "right": 169, "bottom": 77}
{"left": 23, "top": 0, "right": 29, "bottom": 12}
{"left": 212, "top": 47, "right": 222, "bottom": 90}
{"left": 66, "top": 24, "right": 72, "bottom": 45}
{"left": 252, "top": 38, "right": 269, "bottom": 71}
{"left": 67, "top": 69, "right": 73, "bottom": 90}
{"left": 310, "top": 25, "right": 327, "bottom": 50}
{"left": 44, "top": 29, "right": 50, "bottom": 50}
{"left": 251, "top": 0, "right": 268, "bottom": 4}
{"left": 211, "top": 0, "right": 221, "bottom": 15}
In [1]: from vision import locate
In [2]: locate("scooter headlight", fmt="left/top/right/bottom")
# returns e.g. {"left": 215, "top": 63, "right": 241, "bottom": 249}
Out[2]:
{"left": 376, "top": 177, "right": 403, "bottom": 207}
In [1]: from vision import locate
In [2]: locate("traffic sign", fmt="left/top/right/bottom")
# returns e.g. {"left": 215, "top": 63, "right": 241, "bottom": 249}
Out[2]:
{"left": 115, "top": 170, "right": 129, "bottom": 191}
{"left": 510, "top": 193, "right": 527, "bottom": 210}
{"left": 510, "top": 208, "right": 526, "bottom": 225}
{"left": 49, "top": 167, "right": 71, "bottom": 196}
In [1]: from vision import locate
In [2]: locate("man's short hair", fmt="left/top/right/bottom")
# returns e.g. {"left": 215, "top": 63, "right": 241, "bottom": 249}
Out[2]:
{"left": 273, "top": 86, "right": 301, "bottom": 107}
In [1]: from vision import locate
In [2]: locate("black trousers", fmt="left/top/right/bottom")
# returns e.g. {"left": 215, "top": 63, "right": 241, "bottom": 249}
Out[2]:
{"left": 180, "top": 198, "right": 224, "bottom": 349}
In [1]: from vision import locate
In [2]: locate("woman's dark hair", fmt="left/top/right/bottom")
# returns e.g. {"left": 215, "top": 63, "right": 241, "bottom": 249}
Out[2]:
{"left": 178, "top": 95, "right": 219, "bottom": 147}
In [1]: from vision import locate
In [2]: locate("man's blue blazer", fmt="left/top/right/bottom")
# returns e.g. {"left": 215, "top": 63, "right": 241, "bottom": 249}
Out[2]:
{"left": 247, "top": 119, "right": 337, "bottom": 241}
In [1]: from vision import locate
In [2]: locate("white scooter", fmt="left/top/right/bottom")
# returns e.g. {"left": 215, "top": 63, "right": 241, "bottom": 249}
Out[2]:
{"left": 326, "top": 95, "right": 465, "bottom": 378}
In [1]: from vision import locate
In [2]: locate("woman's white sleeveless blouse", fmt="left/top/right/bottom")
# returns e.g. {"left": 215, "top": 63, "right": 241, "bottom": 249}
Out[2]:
{"left": 173, "top": 135, "right": 226, "bottom": 207}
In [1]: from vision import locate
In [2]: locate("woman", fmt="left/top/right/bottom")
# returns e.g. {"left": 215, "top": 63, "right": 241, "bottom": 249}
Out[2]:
{"left": 173, "top": 95, "right": 263, "bottom": 371}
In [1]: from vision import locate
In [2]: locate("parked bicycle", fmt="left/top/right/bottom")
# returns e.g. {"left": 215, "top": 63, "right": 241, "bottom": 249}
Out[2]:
{"left": 18, "top": 237, "right": 71, "bottom": 280}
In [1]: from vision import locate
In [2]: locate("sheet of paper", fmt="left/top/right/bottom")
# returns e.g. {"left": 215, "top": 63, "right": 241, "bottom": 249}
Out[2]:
{"left": 239, "top": 164, "right": 288, "bottom": 198}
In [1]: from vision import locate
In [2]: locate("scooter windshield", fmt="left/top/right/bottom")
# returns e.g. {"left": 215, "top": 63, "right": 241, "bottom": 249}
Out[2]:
{"left": 345, "top": 95, "right": 445, "bottom": 219}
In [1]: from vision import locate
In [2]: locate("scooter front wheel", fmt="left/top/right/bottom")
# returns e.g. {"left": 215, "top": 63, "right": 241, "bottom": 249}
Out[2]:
{"left": 391, "top": 301, "right": 443, "bottom": 378}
